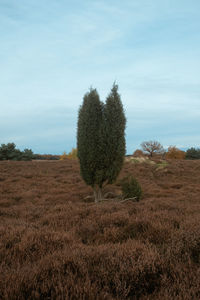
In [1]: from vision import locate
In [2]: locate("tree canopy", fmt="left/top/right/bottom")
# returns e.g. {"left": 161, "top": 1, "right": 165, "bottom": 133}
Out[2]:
{"left": 140, "top": 140, "right": 164, "bottom": 157}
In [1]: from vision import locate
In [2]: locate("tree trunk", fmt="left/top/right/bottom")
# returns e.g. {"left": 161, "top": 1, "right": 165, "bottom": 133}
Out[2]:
{"left": 94, "top": 185, "right": 103, "bottom": 203}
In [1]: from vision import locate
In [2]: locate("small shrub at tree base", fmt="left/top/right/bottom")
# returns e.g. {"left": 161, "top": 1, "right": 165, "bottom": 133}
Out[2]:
{"left": 120, "top": 176, "right": 142, "bottom": 201}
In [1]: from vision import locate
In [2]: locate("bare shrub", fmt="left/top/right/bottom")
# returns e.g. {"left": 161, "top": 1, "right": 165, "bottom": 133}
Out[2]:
{"left": 141, "top": 140, "right": 165, "bottom": 157}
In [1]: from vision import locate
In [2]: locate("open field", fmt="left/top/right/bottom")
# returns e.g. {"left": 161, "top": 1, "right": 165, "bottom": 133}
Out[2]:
{"left": 0, "top": 159, "right": 200, "bottom": 299}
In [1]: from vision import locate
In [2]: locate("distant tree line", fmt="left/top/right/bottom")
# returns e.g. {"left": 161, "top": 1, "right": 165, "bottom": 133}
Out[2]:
{"left": 34, "top": 154, "right": 60, "bottom": 160}
{"left": 1, "top": 140, "right": 199, "bottom": 163}
{"left": 0, "top": 143, "right": 60, "bottom": 161}
{"left": 133, "top": 140, "right": 200, "bottom": 160}
{"left": 0, "top": 143, "right": 34, "bottom": 161}
{"left": 185, "top": 147, "right": 200, "bottom": 160}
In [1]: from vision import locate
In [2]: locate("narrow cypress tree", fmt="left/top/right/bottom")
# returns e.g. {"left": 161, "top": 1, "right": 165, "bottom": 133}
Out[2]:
{"left": 77, "top": 88, "right": 105, "bottom": 202}
{"left": 77, "top": 84, "right": 126, "bottom": 202}
{"left": 103, "top": 83, "right": 126, "bottom": 183}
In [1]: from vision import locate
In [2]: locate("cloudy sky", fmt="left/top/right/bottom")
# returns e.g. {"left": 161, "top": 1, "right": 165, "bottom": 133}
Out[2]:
{"left": 0, "top": 0, "right": 200, "bottom": 154}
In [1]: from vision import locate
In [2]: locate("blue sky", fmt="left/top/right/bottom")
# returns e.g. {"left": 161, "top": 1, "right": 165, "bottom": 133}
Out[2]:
{"left": 0, "top": 0, "right": 200, "bottom": 154}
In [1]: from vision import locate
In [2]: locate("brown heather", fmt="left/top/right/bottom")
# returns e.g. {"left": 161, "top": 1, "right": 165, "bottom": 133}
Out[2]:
{"left": 0, "top": 159, "right": 200, "bottom": 299}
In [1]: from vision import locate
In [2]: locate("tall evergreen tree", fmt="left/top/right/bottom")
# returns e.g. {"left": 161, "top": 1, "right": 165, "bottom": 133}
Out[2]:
{"left": 77, "top": 88, "right": 105, "bottom": 202}
{"left": 103, "top": 83, "right": 126, "bottom": 183}
{"left": 77, "top": 84, "right": 126, "bottom": 202}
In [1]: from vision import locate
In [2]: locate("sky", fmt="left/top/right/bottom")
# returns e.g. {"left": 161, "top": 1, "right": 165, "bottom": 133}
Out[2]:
{"left": 0, "top": 0, "right": 200, "bottom": 154}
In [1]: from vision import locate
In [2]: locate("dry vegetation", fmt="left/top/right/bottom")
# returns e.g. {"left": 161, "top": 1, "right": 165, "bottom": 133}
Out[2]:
{"left": 0, "top": 159, "right": 200, "bottom": 299}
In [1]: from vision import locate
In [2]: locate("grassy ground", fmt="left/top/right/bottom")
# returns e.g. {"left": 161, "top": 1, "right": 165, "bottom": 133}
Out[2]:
{"left": 0, "top": 159, "right": 200, "bottom": 299}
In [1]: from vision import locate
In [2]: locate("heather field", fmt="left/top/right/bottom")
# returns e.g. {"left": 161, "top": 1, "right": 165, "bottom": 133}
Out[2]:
{"left": 0, "top": 159, "right": 200, "bottom": 299}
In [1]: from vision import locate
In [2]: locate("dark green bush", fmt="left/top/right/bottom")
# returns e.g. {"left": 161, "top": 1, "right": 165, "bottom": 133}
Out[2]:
{"left": 120, "top": 176, "right": 142, "bottom": 201}
{"left": 186, "top": 147, "right": 200, "bottom": 160}
{"left": 20, "top": 149, "right": 34, "bottom": 161}
{"left": 0, "top": 143, "right": 16, "bottom": 160}
{"left": 0, "top": 143, "right": 34, "bottom": 161}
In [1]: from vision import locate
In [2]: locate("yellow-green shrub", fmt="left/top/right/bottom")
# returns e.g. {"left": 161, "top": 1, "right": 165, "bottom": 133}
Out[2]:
{"left": 60, "top": 149, "right": 78, "bottom": 160}
{"left": 60, "top": 151, "right": 68, "bottom": 160}
{"left": 67, "top": 148, "right": 77, "bottom": 160}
